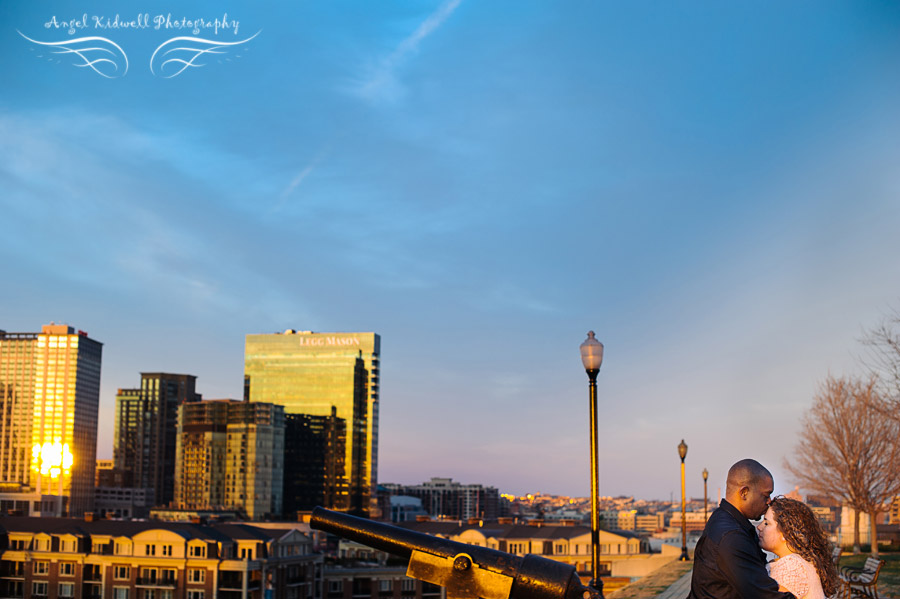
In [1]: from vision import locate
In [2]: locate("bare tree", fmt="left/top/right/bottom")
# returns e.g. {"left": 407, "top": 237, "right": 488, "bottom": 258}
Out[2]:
{"left": 861, "top": 305, "right": 900, "bottom": 407}
{"left": 785, "top": 375, "right": 900, "bottom": 556}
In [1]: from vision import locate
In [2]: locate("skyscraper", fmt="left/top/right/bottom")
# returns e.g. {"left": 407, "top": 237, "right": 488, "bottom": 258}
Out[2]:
{"left": 244, "top": 330, "right": 380, "bottom": 516}
{"left": 0, "top": 324, "right": 102, "bottom": 516}
{"left": 174, "top": 399, "right": 284, "bottom": 520}
{"left": 113, "top": 373, "right": 201, "bottom": 506}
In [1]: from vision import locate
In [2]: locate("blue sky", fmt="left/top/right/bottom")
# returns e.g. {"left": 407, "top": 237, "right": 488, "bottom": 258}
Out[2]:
{"left": 2, "top": 1, "right": 900, "bottom": 501}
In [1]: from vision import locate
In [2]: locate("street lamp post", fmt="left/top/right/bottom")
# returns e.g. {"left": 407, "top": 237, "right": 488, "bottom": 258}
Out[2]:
{"left": 678, "top": 440, "right": 689, "bottom": 561}
{"left": 702, "top": 468, "right": 709, "bottom": 524}
{"left": 580, "top": 331, "right": 604, "bottom": 597}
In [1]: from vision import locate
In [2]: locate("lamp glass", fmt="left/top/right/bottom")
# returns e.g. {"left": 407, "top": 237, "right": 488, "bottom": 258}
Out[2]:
{"left": 580, "top": 331, "right": 604, "bottom": 371}
{"left": 677, "top": 439, "right": 688, "bottom": 460}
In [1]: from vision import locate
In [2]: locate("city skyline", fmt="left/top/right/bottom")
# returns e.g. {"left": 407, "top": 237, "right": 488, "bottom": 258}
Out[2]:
{"left": 3, "top": 2, "right": 900, "bottom": 501}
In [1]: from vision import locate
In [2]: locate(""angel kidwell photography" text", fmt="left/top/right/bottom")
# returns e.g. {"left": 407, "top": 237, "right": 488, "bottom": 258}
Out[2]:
{"left": 44, "top": 13, "right": 241, "bottom": 36}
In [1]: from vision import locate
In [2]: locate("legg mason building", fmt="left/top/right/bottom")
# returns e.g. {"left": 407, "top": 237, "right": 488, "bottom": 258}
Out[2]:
{"left": 244, "top": 330, "right": 380, "bottom": 518}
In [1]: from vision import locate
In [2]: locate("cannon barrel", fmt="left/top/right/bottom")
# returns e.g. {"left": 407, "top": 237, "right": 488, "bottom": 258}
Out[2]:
{"left": 310, "top": 507, "right": 600, "bottom": 599}
{"left": 310, "top": 506, "right": 517, "bottom": 568}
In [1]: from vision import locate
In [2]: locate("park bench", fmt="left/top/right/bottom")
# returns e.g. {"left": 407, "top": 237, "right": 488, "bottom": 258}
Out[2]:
{"left": 839, "top": 556, "right": 884, "bottom": 599}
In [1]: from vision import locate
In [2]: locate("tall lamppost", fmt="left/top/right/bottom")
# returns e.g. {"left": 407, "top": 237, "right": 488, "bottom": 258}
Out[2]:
{"left": 678, "top": 439, "right": 689, "bottom": 561}
{"left": 702, "top": 468, "right": 709, "bottom": 523}
{"left": 580, "top": 331, "right": 604, "bottom": 597}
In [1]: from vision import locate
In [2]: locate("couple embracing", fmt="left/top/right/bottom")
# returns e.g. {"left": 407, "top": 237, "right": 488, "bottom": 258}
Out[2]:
{"left": 687, "top": 459, "right": 838, "bottom": 599}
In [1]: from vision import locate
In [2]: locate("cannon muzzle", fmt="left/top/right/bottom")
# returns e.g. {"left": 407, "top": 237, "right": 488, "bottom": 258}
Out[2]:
{"left": 310, "top": 507, "right": 601, "bottom": 599}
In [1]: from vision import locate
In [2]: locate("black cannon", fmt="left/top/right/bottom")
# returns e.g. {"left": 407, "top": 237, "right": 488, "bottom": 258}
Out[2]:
{"left": 310, "top": 507, "right": 602, "bottom": 599}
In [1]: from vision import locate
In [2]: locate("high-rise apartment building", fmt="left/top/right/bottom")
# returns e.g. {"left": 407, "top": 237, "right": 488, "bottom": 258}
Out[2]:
{"left": 283, "top": 409, "right": 347, "bottom": 517}
{"left": 114, "top": 373, "right": 201, "bottom": 506}
{"left": 175, "top": 400, "right": 228, "bottom": 512}
{"left": 0, "top": 324, "right": 102, "bottom": 516}
{"left": 112, "top": 388, "right": 140, "bottom": 487}
{"left": 244, "top": 330, "right": 380, "bottom": 516}
{"left": 174, "top": 399, "right": 285, "bottom": 520}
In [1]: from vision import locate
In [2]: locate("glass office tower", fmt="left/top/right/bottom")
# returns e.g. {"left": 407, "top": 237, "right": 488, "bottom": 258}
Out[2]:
{"left": 0, "top": 323, "right": 102, "bottom": 516}
{"left": 244, "top": 330, "right": 379, "bottom": 516}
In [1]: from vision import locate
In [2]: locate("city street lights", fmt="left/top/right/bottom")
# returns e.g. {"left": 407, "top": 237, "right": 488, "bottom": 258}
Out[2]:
{"left": 678, "top": 439, "right": 689, "bottom": 561}
{"left": 702, "top": 468, "right": 709, "bottom": 523}
{"left": 580, "top": 331, "right": 604, "bottom": 597}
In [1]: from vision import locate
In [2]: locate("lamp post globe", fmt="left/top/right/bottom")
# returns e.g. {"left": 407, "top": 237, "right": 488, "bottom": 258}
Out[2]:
{"left": 702, "top": 468, "right": 709, "bottom": 524}
{"left": 580, "top": 331, "right": 604, "bottom": 597}
{"left": 580, "top": 331, "right": 604, "bottom": 373}
{"left": 678, "top": 440, "right": 689, "bottom": 561}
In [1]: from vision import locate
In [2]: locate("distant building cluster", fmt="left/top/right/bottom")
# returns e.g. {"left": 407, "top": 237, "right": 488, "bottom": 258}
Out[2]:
{"left": 380, "top": 477, "right": 503, "bottom": 521}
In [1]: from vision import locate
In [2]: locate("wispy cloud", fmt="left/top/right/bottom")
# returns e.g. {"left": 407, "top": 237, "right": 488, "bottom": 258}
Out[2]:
{"left": 355, "top": 0, "right": 463, "bottom": 103}
{"left": 274, "top": 141, "right": 335, "bottom": 209}
{"left": 283, "top": 163, "right": 316, "bottom": 197}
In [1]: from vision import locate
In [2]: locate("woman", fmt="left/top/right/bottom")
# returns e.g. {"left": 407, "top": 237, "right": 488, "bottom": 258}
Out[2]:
{"left": 756, "top": 496, "right": 838, "bottom": 599}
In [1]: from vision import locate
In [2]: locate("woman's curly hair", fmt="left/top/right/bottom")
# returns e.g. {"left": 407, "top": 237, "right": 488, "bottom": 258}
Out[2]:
{"left": 768, "top": 496, "right": 838, "bottom": 596}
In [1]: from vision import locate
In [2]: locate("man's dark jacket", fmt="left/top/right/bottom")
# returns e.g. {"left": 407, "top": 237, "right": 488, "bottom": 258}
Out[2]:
{"left": 687, "top": 499, "right": 794, "bottom": 599}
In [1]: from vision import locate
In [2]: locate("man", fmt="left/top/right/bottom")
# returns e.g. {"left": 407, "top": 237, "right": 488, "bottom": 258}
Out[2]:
{"left": 687, "top": 459, "right": 794, "bottom": 599}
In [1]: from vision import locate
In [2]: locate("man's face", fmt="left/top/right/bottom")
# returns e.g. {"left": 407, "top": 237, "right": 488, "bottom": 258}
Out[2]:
{"left": 743, "top": 475, "right": 774, "bottom": 520}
